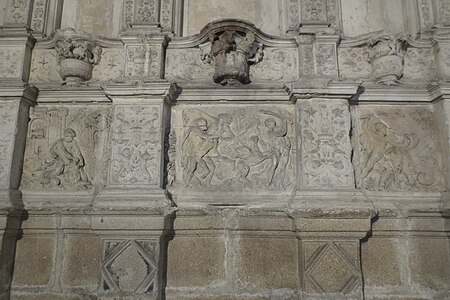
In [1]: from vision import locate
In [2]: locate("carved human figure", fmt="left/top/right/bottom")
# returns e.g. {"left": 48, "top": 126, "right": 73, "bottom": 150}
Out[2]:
{"left": 41, "top": 128, "right": 90, "bottom": 189}
{"left": 260, "top": 110, "right": 292, "bottom": 190}
{"left": 235, "top": 135, "right": 271, "bottom": 184}
{"left": 360, "top": 118, "right": 416, "bottom": 189}
{"left": 182, "top": 118, "right": 218, "bottom": 186}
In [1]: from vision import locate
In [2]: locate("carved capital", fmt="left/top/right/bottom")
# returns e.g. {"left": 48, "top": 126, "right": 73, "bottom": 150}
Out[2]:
{"left": 53, "top": 28, "right": 102, "bottom": 85}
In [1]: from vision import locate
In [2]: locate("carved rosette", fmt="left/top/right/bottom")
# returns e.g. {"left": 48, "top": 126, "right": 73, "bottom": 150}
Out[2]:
{"left": 54, "top": 28, "right": 102, "bottom": 85}
{"left": 203, "top": 30, "right": 263, "bottom": 85}
{"left": 366, "top": 33, "right": 409, "bottom": 86}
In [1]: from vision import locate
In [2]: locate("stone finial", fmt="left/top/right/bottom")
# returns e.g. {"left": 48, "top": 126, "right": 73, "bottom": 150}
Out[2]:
{"left": 54, "top": 28, "right": 102, "bottom": 85}
{"left": 366, "top": 33, "right": 409, "bottom": 86}
{"left": 202, "top": 30, "right": 263, "bottom": 85}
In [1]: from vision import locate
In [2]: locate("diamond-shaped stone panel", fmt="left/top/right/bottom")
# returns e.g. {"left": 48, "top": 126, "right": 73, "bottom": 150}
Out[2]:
{"left": 303, "top": 241, "right": 361, "bottom": 294}
{"left": 102, "top": 240, "right": 158, "bottom": 294}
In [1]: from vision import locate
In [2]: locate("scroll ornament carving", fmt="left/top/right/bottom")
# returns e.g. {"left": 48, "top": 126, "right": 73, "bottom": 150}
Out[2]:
{"left": 5, "top": 0, "right": 30, "bottom": 25}
{"left": 109, "top": 105, "right": 161, "bottom": 186}
{"left": 356, "top": 108, "right": 443, "bottom": 191}
{"left": 250, "top": 49, "right": 297, "bottom": 81}
{"left": 0, "top": 104, "right": 18, "bottom": 186}
{"left": 366, "top": 33, "right": 409, "bottom": 86}
{"left": 202, "top": 30, "right": 264, "bottom": 85}
{"left": 54, "top": 28, "right": 102, "bottom": 85}
{"left": 302, "top": 0, "right": 327, "bottom": 23}
{"left": 179, "top": 108, "right": 295, "bottom": 192}
{"left": 0, "top": 48, "right": 23, "bottom": 79}
{"left": 300, "top": 101, "right": 354, "bottom": 187}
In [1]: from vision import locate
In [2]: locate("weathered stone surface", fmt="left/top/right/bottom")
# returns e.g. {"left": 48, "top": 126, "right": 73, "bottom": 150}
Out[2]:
{"left": 408, "top": 238, "right": 450, "bottom": 290}
{"left": 167, "top": 237, "right": 226, "bottom": 287}
{"left": 361, "top": 238, "right": 402, "bottom": 287}
{"left": 235, "top": 237, "right": 298, "bottom": 289}
{"left": 62, "top": 235, "right": 102, "bottom": 287}
{"left": 12, "top": 236, "right": 55, "bottom": 286}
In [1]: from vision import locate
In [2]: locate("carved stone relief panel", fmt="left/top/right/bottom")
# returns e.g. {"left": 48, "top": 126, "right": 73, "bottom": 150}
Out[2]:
{"left": 0, "top": 102, "right": 20, "bottom": 188}
{"left": 29, "top": 49, "right": 62, "bottom": 83}
{"left": 4, "top": 0, "right": 32, "bottom": 26}
{"left": 92, "top": 48, "right": 125, "bottom": 82}
{"left": 298, "top": 99, "right": 354, "bottom": 188}
{"left": 337, "top": 47, "right": 372, "bottom": 79}
{"left": 172, "top": 105, "right": 296, "bottom": 194}
{"left": 108, "top": 104, "right": 162, "bottom": 187}
{"left": 165, "top": 48, "right": 214, "bottom": 82}
{"left": 285, "top": 0, "right": 341, "bottom": 32}
{"left": 418, "top": 0, "right": 434, "bottom": 30}
{"left": 316, "top": 42, "right": 338, "bottom": 77}
{"left": 352, "top": 106, "right": 445, "bottom": 192}
{"left": 299, "top": 43, "right": 315, "bottom": 76}
{"left": 21, "top": 105, "right": 111, "bottom": 192}
{"left": 403, "top": 48, "right": 436, "bottom": 81}
{"left": 250, "top": 48, "right": 298, "bottom": 82}
{"left": 301, "top": 240, "right": 362, "bottom": 295}
{"left": 301, "top": 0, "right": 327, "bottom": 24}
{"left": 102, "top": 239, "right": 159, "bottom": 296}
{"left": 30, "top": 0, "right": 48, "bottom": 34}
{"left": 125, "top": 44, "right": 162, "bottom": 79}
{"left": 437, "top": 0, "right": 450, "bottom": 25}
{"left": 0, "top": 48, "right": 24, "bottom": 79}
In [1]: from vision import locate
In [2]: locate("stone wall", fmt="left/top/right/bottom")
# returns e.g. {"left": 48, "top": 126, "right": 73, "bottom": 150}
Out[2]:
{"left": 0, "top": 1, "right": 449, "bottom": 299}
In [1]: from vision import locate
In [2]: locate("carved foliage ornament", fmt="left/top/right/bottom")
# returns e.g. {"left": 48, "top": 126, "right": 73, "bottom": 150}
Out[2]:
{"left": 202, "top": 30, "right": 264, "bottom": 85}
{"left": 54, "top": 28, "right": 102, "bottom": 85}
{"left": 366, "top": 33, "right": 409, "bottom": 86}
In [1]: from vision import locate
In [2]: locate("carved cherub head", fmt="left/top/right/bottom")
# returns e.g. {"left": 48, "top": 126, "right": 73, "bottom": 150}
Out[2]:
{"left": 63, "top": 128, "right": 77, "bottom": 142}
{"left": 194, "top": 118, "right": 208, "bottom": 131}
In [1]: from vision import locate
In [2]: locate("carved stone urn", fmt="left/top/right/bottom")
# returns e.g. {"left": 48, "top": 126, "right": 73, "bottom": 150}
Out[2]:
{"left": 54, "top": 28, "right": 102, "bottom": 85}
{"left": 366, "top": 33, "right": 408, "bottom": 86}
{"left": 204, "top": 30, "right": 263, "bottom": 85}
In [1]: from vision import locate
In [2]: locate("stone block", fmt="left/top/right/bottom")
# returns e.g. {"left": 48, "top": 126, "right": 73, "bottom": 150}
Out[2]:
{"left": 166, "top": 296, "right": 269, "bottom": 300}
{"left": 235, "top": 237, "right": 298, "bottom": 289}
{"left": 408, "top": 238, "right": 450, "bottom": 290}
{"left": 361, "top": 238, "right": 402, "bottom": 287}
{"left": 167, "top": 237, "right": 226, "bottom": 287}
{"left": 61, "top": 235, "right": 102, "bottom": 288}
{"left": 11, "top": 293, "right": 83, "bottom": 300}
{"left": 12, "top": 236, "right": 55, "bottom": 286}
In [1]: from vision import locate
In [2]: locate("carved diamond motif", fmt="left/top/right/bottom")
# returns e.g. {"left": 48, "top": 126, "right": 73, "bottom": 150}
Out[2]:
{"left": 304, "top": 241, "right": 361, "bottom": 294}
{"left": 102, "top": 240, "right": 158, "bottom": 294}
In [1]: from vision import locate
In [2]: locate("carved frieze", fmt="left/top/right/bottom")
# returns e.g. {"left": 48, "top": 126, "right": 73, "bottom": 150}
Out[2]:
{"left": 403, "top": 48, "right": 436, "bottom": 81}
{"left": 121, "top": 0, "right": 177, "bottom": 33}
{"left": 337, "top": 47, "right": 372, "bottom": 79}
{"left": 202, "top": 30, "right": 264, "bottom": 85}
{"left": 173, "top": 106, "right": 295, "bottom": 193}
{"left": 165, "top": 48, "right": 214, "bottom": 81}
{"left": 30, "top": 0, "right": 48, "bottom": 34}
{"left": 21, "top": 106, "right": 111, "bottom": 192}
{"left": 109, "top": 105, "right": 162, "bottom": 186}
{"left": 125, "top": 44, "right": 161, "bottom": 78}
{"left": 353, "top": 106, "right": 444, "bottom": 192}
{"left": 250, "top": 48, "right": 298, "bottom": 81}
{"left": 298, "top": 99, "right": 354, "bottom": 188}
{"left": 438, "top": 0, "right": 450, "bottom": 25}
{"left": 316, "top": 42, "right": 338, "bottom": 77}
{"left": 102, "top": 239, "right": 159, "bottom": 295}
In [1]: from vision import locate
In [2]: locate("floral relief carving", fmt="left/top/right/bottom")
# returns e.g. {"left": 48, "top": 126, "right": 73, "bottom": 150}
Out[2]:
{"left": 326, "top": 0, "right": 339, "bottom": 28}
{"left": 354, "top": 107, "right": 444, "bottom": 192}
{"left": 402, "top": 48, "right": 435, "bottom": 81}
{"left": 317, "top": 43, "right": 337, "bottom": 76}
{"left": 165, "top": 49, "right": 214, "bottom": 81}
{"left": 438, "top": 0, "right": 450, "bottom": 25}
{"left": 286, "top": 0, "right": 300, "bottom": 31}
{"left": 160, "top": 0, "right": 173, "bottom": 30}
{"left": 419, "top": 0, "right": 433, "bottom": 29}
{"left": 126, "top": 45, "right": 160, "bottom": 78}
{"left": 135, "top": 0, "right": 158, "bottom": 23}
{"left": 300, "top": 44, "right": 315, "bottom": 76}
{"left": 177, "top": 106, "right": 295, "bottom": 193}
{"left": 302, "top": 0, "right": 327, "bottom": 23}
{"left": 299, "top": 100, "right": 354, "bottom": 188}
{"left": 338, "top": 48, "right": 372, "bottom": 79}
{"left": 0, "top": 48, "right": 23, "bottom": 79}
{"left": 92, "top": 49, "right": 125, "bottom": 82}
{"left": 31, "top": 0, "right": 47, "bottom": 33}
{"left": 250, "top": 48, "right": 298, "bottom": 81}
{"left": 21, "top": 106, "right": 111, "bottom": 191}
{"left": 5, "top": 0, "right": 31, "bottom": 25}
{"left": 109, "top": 105, "right": 161, "bottom": 186}
{"left": 29, "top": 50, "right": 62, "bottom": 83}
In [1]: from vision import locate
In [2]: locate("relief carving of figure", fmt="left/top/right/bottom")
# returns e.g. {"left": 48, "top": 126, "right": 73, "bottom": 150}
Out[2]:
{"left": 180, "top": 108, "right": 294, "bottom": 192}
{"left": 41, "top": 128, "right": 91, "bottom": 190}
{"left": 358, "top": 110, "right": 443, "bottom": 191}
